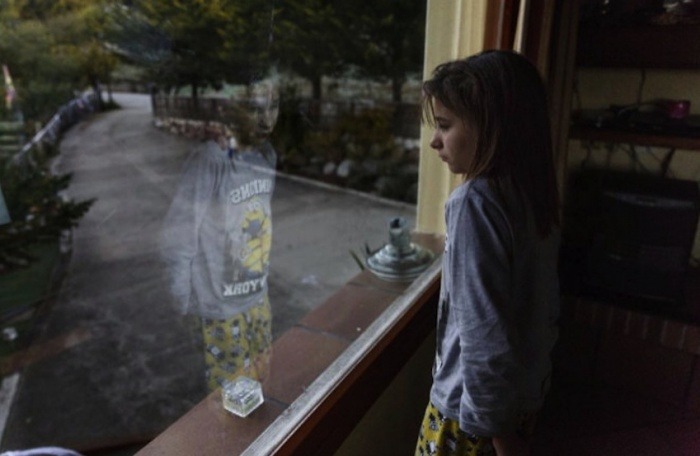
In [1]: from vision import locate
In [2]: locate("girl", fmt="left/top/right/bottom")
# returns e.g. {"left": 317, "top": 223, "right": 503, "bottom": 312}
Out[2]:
{"left": 161, "top": 79, "right": 279, "bottom": 391}
{"left": 415, "top": 51, "right": 560, "bottom": 456}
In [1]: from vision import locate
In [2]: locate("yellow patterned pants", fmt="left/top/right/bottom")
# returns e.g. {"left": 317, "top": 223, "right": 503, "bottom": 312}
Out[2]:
{"left": 201, "top": 296, "right": 272, "bottom": 391}
{"left": 415, "top": 402, "right": 495, "bottom": 456}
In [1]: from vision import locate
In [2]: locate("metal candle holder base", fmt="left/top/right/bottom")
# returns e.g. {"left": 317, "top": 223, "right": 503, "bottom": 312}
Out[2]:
{"left": 366, "top": 217, "right": 434, "bottom": 282}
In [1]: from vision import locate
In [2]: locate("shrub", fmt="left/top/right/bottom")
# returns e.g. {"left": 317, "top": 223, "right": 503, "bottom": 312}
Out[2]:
{"left": 0, "top": 151, "right": 94, "bottom": 273}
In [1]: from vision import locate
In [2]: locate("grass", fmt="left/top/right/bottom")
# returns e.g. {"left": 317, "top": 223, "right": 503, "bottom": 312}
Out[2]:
{"left": 0, "top": 241, "right": 60, "bottom": 356}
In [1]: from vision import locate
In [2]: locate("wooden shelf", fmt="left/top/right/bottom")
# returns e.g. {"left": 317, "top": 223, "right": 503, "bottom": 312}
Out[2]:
{"left": 573, "top": 21, "right": 700, "bottom": 149}
{"left": 569, "top": 124, "right": 700, "bottom": 151}
{"left": 577, "top": 24, "right": 700, "bottom": 69}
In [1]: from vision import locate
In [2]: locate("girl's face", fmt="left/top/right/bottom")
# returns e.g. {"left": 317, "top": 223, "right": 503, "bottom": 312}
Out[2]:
{"left": 429, "top": 99, "right": 476, "bottom": 175}
{"left": 248, "top": 81, "right": 279, "bottom": 137}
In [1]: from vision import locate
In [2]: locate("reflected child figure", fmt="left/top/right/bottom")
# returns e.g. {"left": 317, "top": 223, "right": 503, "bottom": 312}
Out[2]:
{"left": 415, "top": 51, "right": 561, "bottom": 456}
{"left": 161, "top": 79, "right": 279, "bottom": 391}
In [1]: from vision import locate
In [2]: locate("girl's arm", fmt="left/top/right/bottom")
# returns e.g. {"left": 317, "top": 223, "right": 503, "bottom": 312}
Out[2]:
{"left": 160, "top": 148, "right": 216, "bottom": 313}
{"left": 448, "top": 189, "right": 521, "bottom": 437}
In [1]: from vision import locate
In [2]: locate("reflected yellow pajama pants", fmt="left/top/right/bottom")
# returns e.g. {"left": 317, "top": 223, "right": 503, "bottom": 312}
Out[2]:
{"left": 201, "top": 296, "right": 272, "bottom": 391}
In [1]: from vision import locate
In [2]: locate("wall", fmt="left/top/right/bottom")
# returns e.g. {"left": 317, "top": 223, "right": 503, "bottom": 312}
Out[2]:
{"left": 333, "top": 330, "right": 435, "bottom": 456}
{"left": 416, "top": 0, "right": 488, "bottom": 235}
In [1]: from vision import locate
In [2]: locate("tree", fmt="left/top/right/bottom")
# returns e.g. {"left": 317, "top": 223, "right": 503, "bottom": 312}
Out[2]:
{"left": 0, "top": 0, "right": 117, "bottom": 120}
{"left": 345, "top": 0, "right": 425, "bottom": 103}
{"left": 114, "top": 0, "right": 270, "bottom": 102}
{"left": 6, "top": 0, "right": 88, "bottom": 20}
{"left": 0, "top": 157, "right": 94, "bottom": 272}
{"left": 0, "top": 0, "right": 102, "bottom": 271}
{"left": 46, "top": 2, "right": 118, "bottom": 110}
{"left": 272, "top": 0, "right": 351, "bottom": 100}
{"left": 221, "top": 0, "right": 276, "bottom": 83}
{"left": 0, "top": 17, "right": 74, "bottom": 121}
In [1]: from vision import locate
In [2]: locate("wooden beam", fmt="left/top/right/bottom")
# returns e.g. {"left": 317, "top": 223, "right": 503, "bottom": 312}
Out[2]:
{"left": 484, "top": 0, "right": 522, "bottom": 50}
{"left": 547, "top": 1, "right": 581, "bottom": 200}
{"left": 520, "top": 0, "right": 557, "bottom": 76}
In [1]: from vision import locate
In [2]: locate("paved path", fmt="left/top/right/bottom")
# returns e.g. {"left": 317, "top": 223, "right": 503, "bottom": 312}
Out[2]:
{"left": 0, "top": 93, "right": 415, "bottom": 451}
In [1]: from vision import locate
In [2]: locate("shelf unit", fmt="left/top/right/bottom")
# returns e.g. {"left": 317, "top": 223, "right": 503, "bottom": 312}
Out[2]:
{"left": 577, "top": 24, "right": 700, "bottom": 69}
{"left": 571, "top": 21, "right": 700, "bottom": 149}
{"left": 561, "top": 15, "right": 700, "bottom": 318}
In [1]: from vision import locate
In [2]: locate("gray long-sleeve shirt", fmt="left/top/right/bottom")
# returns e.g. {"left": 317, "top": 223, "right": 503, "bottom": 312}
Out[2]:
{"left": 430, "top": 176, "right": 560, "bottom": 437}
{"left": 160, "top": 140, "right": 276, "bottom": 319}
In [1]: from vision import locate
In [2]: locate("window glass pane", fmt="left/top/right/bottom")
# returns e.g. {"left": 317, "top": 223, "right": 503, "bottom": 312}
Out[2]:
{"left": 0, "top": 1, "right": 427, "bottom": 452}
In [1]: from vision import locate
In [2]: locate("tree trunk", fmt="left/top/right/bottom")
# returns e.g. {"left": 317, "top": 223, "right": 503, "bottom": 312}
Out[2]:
{"left": 90, "top": 76, "right": 104, "bottom": 111}
{"left": 311, "top": 75, "right": 323, "bottom": 101}
{"left": 191, "top": 82, "right": 199, "bottom": 110}
{"left": 391, "top": 75, "right": 404, "bottom": 104}
{"left": 107, "top": 82, "right": 114, "bottom": 104}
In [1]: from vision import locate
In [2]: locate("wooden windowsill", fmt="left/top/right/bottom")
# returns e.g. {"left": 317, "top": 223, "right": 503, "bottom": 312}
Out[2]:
{"left": 135, "top": 233, "right": 443, "bottom": 456}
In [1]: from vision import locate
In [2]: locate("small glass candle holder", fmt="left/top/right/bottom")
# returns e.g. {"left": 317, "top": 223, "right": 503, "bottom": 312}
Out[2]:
{"left": 221, "top": 376, "right": 264, "bottom": 417}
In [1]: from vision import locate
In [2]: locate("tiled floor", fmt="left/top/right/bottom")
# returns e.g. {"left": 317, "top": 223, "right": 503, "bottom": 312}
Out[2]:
{"left": 532, "top": 378, "right": 700, "bottom": 456}
{"left": 537, "top": 283, "right": 700, "bottom": 455}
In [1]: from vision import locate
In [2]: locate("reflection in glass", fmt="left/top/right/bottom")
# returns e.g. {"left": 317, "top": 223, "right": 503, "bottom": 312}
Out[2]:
{"left": 0, "top": 182, "right": 10, "bottom": 225}
{"left": 0, "top": 0, "right": 426, "bottom": 451}
{"left": 160, "top": 78, "right": 280, "bottom": 391}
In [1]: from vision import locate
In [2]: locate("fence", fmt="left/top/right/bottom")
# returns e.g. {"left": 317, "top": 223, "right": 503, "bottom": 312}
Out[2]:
{"left": 3, "top": 92, "right": 100, "bottom": 165}
{"left": 151, "top": 94, "right": 421, "bottom": 139}
{"left": 0, "top": 121, "right": 24, "bottom": 157}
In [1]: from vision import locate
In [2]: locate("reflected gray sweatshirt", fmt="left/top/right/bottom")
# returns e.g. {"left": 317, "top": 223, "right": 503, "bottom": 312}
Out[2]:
{"left": 429, "top": 176, "right": 560, "bottom": 437}
{"left": 160, "top": 140, "right": 276, "bottom": 319}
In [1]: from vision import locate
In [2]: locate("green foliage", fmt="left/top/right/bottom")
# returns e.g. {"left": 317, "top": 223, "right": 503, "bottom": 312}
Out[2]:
{"left": 305, "top": 108, "right": 399, "bottom": 163}
{"left": 272, "top": 0, "right": 352, "bottom": 100}
{"left": 112, "top": 0, "right": 271, "bottom": 98}
{"left": 344, "top": 0, "right": 426, "bottom": 102}
{"left": 0, "top": 0, "right": 115, "bottom": 121}
{"left": 2, "top": 0, "right": 426, "bottom": 115}
{"left": 0, "top": 20, "right": 62, "bottom": 120}
{"left": 9, "top": 0, "right": 93, "bottom": 20}
{"left": 0, "top": 153, "right": 94, "bottom": 272}
{"left": 272, "top": 99, "right": 417, "bottom": 203}
{"left": 0, "top": 241, "right": 60, "bottom": 354}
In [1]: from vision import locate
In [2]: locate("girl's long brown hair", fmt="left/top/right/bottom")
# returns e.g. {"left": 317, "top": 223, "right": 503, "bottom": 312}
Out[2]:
{"left": 422, "top": 50, "right": 560, "bottom": 238}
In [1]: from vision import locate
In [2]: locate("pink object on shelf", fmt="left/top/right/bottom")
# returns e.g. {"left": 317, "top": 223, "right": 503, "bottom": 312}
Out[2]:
{"left": 658, "top": 99, "right": 691, "bottom": 120}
